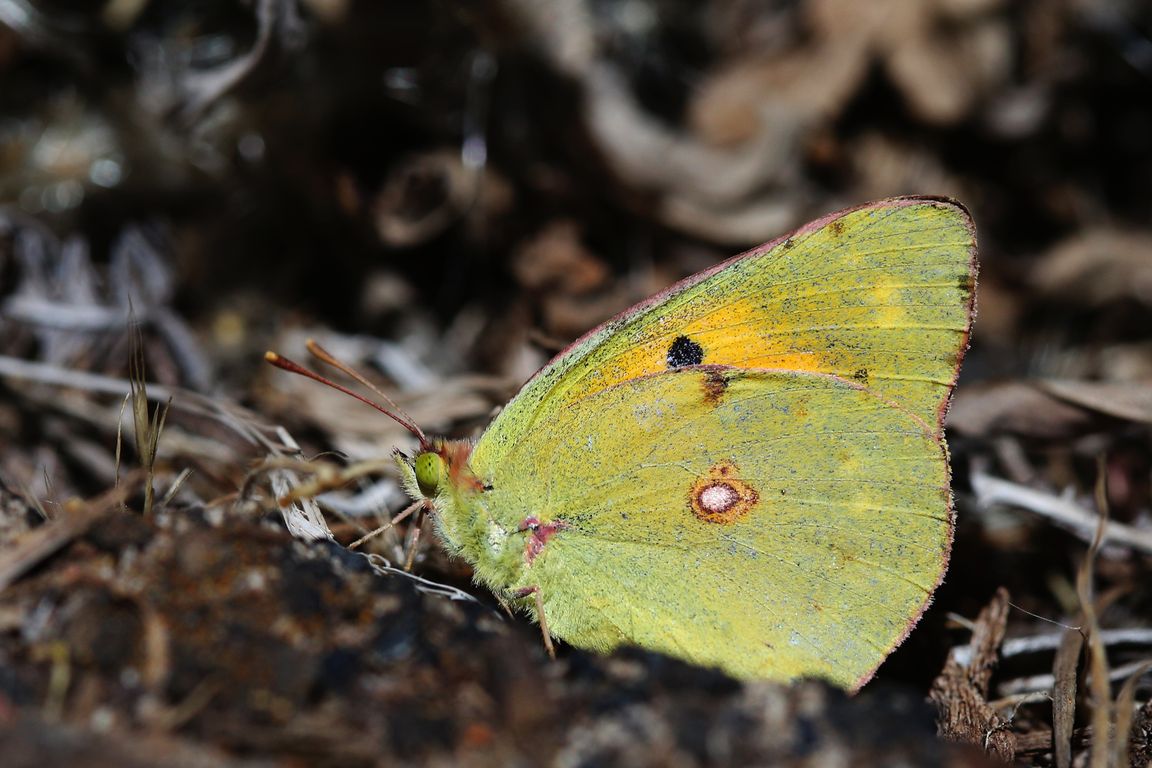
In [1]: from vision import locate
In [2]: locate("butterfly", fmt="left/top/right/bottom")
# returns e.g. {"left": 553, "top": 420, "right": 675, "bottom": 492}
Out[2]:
{"left": 271, "top": 196, "right": 977, "bottom": 691}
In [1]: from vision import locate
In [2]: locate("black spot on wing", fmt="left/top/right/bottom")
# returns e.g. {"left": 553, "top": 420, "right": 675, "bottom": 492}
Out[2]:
{"left": 666, "top": 335, "right": 704, "bottom": 368}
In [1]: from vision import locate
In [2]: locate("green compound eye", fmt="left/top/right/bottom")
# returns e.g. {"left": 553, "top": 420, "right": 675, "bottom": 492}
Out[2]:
{"left": 414, "top": 452, "right": 446, "bottom": 498}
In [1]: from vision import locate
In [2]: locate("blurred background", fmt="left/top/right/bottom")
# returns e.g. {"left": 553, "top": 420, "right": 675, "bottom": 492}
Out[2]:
{"left": 2, "top": 1, "right": 1151, "bottom": 765}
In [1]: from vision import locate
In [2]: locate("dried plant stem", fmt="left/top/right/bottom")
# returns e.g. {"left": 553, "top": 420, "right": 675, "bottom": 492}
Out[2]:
{"left": 1081, "top": 461, "right": 1111, "bottom": 768}
{"left": 972, "top": 471, "right": 1152, "bottom": 555}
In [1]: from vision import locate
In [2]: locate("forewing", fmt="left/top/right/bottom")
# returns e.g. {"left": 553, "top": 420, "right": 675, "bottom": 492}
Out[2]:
{"left": 474, "top": 197, "right": 975, "bottom": 473}
{"left": 481, "top": 367, "right": 952, "bottom": 690}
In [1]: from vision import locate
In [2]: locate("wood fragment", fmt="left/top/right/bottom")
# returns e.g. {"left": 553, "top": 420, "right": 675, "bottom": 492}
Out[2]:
{"left": 931, "top": 587, "right": 1015, "bottom": 763}
{"left": 1051, "top": 625, "right": 1083, "bottom": 768}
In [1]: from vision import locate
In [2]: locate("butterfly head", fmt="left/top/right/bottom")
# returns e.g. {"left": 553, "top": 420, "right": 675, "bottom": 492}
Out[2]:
{"left": 395, "top": 439, "right": 483, "bottom": 505}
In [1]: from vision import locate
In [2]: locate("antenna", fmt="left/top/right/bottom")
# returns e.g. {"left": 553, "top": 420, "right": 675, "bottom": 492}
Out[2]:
{"left": 264, "top": 342, "right": 428, "bottom": 449}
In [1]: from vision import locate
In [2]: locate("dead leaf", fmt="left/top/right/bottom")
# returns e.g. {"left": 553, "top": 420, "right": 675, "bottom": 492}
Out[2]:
{"left": 948, "top": 381, "right": 1097, "bottom": 438}
{"left": 1032, "top": 230, "right": 1152, "bottom": 305}
{"left": 1039, "top": 379, "right": 1152, "bottom": 425}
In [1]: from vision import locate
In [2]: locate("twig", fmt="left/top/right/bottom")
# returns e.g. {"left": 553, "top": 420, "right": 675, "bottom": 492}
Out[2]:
{"left": 971, "top": 471, "right": 1152, "bottom": 555}
{"left": 0, "top": 354, "right": 288, "bottom": 452}
{"left": 964, "top": 628, "right": 1152, "bottom": 664}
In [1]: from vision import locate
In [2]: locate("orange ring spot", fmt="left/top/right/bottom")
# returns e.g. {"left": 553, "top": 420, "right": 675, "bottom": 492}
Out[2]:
{"left": 688, "top": 461, "right": 759, "bottom": 524}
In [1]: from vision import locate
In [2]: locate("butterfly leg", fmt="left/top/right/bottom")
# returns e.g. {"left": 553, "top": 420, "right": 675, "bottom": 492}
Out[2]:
{"left": 402, "top": 505, "right": 425, "bottom": 571}
{"left": 349, "top": 498, "right": 424, "bottom": 550}
{"left": 493, "top": 592, "right": 516, "bottom": 618}
{"left": 511, "top": 586, "right": 556, "bottom": 660}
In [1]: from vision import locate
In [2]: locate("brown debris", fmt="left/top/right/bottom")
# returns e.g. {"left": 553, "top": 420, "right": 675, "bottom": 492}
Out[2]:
{"left": 511, "top": 220, "right": 630, "bottom": 340}
{"left": 373, "top": 150, "right": 514, "bottom": 248}
{"left": 1130, "top": 699, "right": 1152, "bottom": 765}
{"left": 931, "top": 588, "right": 1015, "bottom": 763}
{"left": 0, "top": 482, "right": 129, "bottom": 592}
{"left": 0, "top": 711, "right": 271, "bottom": 768}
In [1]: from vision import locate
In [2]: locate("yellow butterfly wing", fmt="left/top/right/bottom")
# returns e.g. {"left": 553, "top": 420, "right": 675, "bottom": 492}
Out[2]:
{"left": 476, "top": 367, "right": 950, "bottom": 690}
{"left": 452, "top": 196, "right": 975, "bottom": 687}
{"left": 474, "top": 197, "right": 975, "bottom": 464}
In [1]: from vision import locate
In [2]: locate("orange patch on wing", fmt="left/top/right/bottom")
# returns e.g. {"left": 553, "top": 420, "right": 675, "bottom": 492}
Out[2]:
{"left": 688, "top": 461, "right": 759, "bottom": 524}
{"left": 581, "top": 298, "right": 828, "bottom": 399}
{"left": 701, "top": 369, "right": 729, "bottom": 405}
